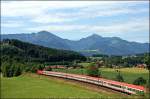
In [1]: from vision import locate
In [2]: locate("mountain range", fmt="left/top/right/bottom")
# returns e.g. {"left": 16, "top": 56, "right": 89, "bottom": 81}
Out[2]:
{"left": 1, "top": 31, "right": 149, "bottom": 56}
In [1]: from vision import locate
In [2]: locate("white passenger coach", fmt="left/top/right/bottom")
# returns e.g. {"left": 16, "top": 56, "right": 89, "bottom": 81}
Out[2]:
{"left": 37, "top": 70, "right": 145, "bottom": 95}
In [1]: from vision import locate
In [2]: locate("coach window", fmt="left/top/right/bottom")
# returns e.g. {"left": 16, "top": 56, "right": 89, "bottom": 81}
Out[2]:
{"left": 128, "top": 88, "right": 132, "bottom": 91}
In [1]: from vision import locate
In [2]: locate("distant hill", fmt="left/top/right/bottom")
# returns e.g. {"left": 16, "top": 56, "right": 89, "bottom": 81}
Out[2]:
{"left": 1, "top": 31, "right": 149, "bottom": 56}
{"left": 1, "top": 31, "right": 71, "bottom": 50}
{"left": 0, "top": 39, "right": 86, "bottom": 63}
{"left": 70, "top": 34, "right": 149, "bottom": 56}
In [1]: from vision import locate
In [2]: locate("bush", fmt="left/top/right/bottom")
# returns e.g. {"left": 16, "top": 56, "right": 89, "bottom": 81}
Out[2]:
{"left": 133, "top": 77, "right": 146, "bottom": 85}
{"left": 30, "top": 66, "right": 37, "bottom": 73}
{"left": 1, "top": 62, "right": 11, "bottom": 77}
{"left": 86, "top": 63, "right": 100, "bottom": 77}
{"left": 37, "top": 64, "right": 45, "bottom": 70}
{"left": 13, "top": 65, "right": 22, "bottom": 76}
{"left": 116, "top": 74, "right": 124, "bottom": 82}
{"left": 1, "top": 62, "right": 22, "bottom": 77}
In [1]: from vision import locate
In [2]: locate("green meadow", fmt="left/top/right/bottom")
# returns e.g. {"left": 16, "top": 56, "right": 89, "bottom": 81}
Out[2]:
{"left": 100, "top": 68, "right": 149, "bottom": 86}
{"left": 1, "top": 74, "right": 122, "bottom": 98}
{"left": 1, "top": 73, "right": 149, "bottom": 98}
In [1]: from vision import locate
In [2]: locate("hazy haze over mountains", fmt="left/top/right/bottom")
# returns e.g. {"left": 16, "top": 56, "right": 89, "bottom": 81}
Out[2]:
{"left": 1, "top": 31, "right": 149, "bottom": 56}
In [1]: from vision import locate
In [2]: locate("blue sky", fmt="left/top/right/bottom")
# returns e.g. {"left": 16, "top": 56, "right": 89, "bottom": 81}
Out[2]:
{"left": 1, "top": 1, "right": 149, "bottom": 43}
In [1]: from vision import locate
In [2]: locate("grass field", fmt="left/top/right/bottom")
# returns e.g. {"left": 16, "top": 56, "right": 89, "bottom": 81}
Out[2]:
{"left": 1, "top": 73, "right": 131, "bottom": 98}
{"left": 100, "top": 68, "right": 149, "bottom": 86}
{"left": 1, "top": 73, "right": 149, "bottom": 98}
{"left": 52, "top": 67, "right": 149, "bottom": 87}
{"left": 78, "top": 62, "right": 90, "bottom": 67}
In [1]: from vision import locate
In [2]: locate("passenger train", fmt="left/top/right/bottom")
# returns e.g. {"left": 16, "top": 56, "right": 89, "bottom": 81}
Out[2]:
{"left": 37, "top": 70, "right": 145, "bottom": 95}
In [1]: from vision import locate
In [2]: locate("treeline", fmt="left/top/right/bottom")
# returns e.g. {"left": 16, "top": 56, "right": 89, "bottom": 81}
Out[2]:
{"left": 1, "top": 39, "right": 86, "bottom": 62}
{"left": 0, "top": 39, "right": 86, "bottom": 77}
{"left": 90, "top": 53, "right": 149, "bottom": 69}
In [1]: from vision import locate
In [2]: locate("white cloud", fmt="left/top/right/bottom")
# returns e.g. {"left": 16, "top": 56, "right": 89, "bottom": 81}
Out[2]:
{"left": 2, "top": 1, "right": 148, "bottom": 19}
{"left": 1, "top": 1, "right": 103, "bottom": 17}
{"left": 89, "top": 19, "right": 149, "bottom": 33}
{"left": 32, "top": 14, "right": 78, "bottom": 24}
{"left": 26, "top": 17, "right": 149, "bottom": 35}
{"left": 1, "top": 21, "right": 24, "bottom": 28}
{"left": 27, "top": 25, "right": 87, "bottom": 32}
{"left": 30, "top": 1, "right": 148, "bottom": 24}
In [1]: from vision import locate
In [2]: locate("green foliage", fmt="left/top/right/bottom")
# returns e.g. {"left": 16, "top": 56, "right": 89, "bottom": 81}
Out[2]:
{"left": 1, "top": 62, "right": 10, "bottom": 77}
{"left": 0, "top": 39, "right": 87, "bottom": 77}
{"left": 71, "top": 60, "right": 83, "bottom": 69}
{"left": 115, "top": 74, "right": 124, "bottom": 82}
{"left": 37, "top": 64, "right": 45, "bottom": 70}
{"left": 24, "top": 63, "right": 39, "bottom": 73}
{"left": 13, "top": 65, "right": 22, "bottom": 76}
{"left": 133, "top": 77, "right": 146, "bottom": 85}
{"left": 92, "top": 53, "right": 149, "bottom": 68}
{"left": 86, "top": 62, "right": 100, "bottom": 77}
{"left": 144, "top": 53, "right": 150, "bottom": 69}
{"left": 92, "top": 54, "right": 108, "bottom": 58}
{"left": 44, "top": 61, "right": 72, "bottom": 66}
{"left": 1, "top": 62, "right": 23, "bottom": 77}
{"left": 1, "top": 39, "right": 86, "bottom": 63}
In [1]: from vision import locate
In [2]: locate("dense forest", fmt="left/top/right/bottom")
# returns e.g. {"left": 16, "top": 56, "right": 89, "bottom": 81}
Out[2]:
{"left": 0, "top": 39, "right": 86, "bottom": 77}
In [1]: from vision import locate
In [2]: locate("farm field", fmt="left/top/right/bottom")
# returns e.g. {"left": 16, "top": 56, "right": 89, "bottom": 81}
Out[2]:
{"left": 1, "top": 73, "right": 135, "bottom": 98}
{"left": 52, "top": 67, "right": 149, "bottom": 87}
{"left": 100, "top": 68, "right": 149, "bottom": 86}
